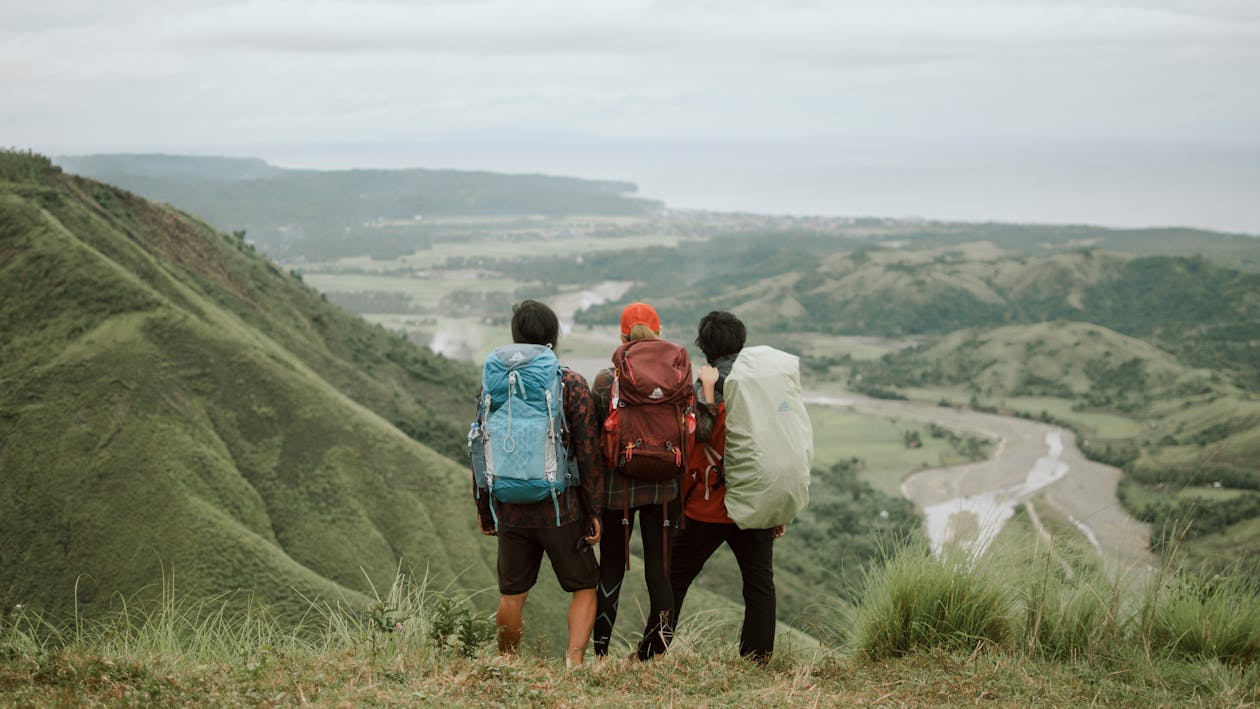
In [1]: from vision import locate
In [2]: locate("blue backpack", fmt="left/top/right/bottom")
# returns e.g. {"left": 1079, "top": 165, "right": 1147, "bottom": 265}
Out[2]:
{"left": 470, "top": 344, "right": 578, "bottom": 528}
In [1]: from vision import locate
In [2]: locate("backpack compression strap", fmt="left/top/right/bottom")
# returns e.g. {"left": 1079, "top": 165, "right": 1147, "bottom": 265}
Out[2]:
{"left": 482, "top": 392, "right": 501, "bottom": 531}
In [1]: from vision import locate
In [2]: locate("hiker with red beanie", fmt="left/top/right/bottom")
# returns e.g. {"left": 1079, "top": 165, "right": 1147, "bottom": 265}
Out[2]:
{"left": 590, "top": 302, "right": 693, "bottom": 660}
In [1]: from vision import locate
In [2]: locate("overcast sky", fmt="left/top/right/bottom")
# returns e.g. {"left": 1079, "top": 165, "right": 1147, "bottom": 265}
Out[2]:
{"left": 4, "top": 0, "right": 1259, "bottom": 231}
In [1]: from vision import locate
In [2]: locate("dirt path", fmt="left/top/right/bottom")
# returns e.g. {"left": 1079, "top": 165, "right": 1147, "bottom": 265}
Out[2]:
{"left": 806, "top": 393, "right": 1151, "bottom": 573}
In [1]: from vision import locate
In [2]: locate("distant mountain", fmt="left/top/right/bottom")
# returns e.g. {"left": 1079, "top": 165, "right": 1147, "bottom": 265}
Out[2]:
{"left": 54, "top": 153, "right": 664, "bottom": 261}
{"left": 594, "top": 244, "right": 1260, "bottom": 391}
{"left": 1, "top": 151, "right": 501, "bottom": 621}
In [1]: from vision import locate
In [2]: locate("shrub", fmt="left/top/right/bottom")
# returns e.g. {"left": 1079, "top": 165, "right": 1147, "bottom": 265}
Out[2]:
{"left": 853, "top": 548, "right": 1012, "bottom": 658}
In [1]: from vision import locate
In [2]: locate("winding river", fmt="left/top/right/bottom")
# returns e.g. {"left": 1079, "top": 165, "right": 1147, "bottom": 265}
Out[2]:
{"left": 806, "top": 393, "right": 1151, "bottom": 571}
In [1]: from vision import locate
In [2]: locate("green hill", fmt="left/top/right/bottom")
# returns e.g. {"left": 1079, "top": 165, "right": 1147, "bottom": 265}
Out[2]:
{"left": 0, "top": 152, "right": 501, "bottom": 621}
{"left": 602, "top": 245, "right": 1260, "bottom": 391}
{"left": 53, "top": 154, "right": 664, "bottom": 262}
{"left": 856, "top": 321, "right": 1215, "bottom": 409}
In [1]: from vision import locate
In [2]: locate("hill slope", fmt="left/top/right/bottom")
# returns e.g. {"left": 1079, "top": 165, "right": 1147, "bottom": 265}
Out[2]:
{"left": 0, "top": 153, "right": 495, "bottom": 619}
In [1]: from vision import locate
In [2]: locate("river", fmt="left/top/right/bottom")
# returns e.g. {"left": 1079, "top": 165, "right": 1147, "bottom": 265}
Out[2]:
{"left": 806, "top": 393, "right": 1151, "bottom": 572}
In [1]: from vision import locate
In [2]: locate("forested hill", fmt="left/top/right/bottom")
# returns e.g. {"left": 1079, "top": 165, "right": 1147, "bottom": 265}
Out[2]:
{"left": 583, "top": 244, "right": 1260, "bottom": 392}
{"left": 0, "top": 151, "right": 492, "bottom": 620}
{"left": 54, "top": 153, "right": 663, "bottom": 260}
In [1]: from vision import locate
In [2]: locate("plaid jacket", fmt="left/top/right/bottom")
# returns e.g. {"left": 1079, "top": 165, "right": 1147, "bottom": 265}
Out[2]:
{"left": 474, "top": 367, "right": 604, "bottom": 530}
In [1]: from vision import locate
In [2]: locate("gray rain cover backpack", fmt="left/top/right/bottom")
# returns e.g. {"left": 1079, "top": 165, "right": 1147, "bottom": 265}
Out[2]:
{"left": 722, "top": 345, "right": 813, "bottom": 529}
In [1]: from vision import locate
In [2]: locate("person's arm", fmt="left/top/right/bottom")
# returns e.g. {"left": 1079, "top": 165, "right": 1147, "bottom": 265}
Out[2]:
{"left": 565, "top": 372, "right": 604, "bottom": 522}
{"left": 474, "top": 473, "right": 495, "bottom": 535}
{"left": 694, "top": 365, "right": 721, "bottom": 442}
{"left": 590, "top": 369, "right": 613, "bottom": 430}
{"left": 471, "top": 394, "right": 495, "bottom": 535}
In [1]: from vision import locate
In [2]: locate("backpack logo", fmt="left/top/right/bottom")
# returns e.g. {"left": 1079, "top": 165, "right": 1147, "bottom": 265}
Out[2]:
{"left": 778, "top": 401, "right": 791, "bottom": 412}
{"left": 509, "top": 351, "right": 527, "bottom": 363}
{"left": 649, "top": 387, "right": 665, "bottom": 399}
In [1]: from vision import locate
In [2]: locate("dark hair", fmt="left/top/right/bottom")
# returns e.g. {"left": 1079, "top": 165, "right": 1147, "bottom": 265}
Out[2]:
{"left": 695, "top": 311, "right": 745, "bottom": 364}
{"left": 511, "top": 300, "right": 560, "bottom": 349}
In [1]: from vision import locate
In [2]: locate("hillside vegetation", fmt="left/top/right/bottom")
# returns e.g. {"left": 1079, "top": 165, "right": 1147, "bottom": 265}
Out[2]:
{"left": 598, "top": 246, "right": 1259, "bottom": 391}
{"left": 4, "top": 540, "right": 1258, "bottom": 705}
{"left": 1, "top": 151, "right": 499, "bottom": 623}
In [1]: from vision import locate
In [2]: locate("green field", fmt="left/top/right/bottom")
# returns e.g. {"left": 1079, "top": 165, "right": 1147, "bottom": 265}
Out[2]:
{"left": 303, "top": 232, "right": 699, "bottom": 272}
{"left": 899, "top": 387, "right": 1143, "bottom": 439}
{"left": 808, "top": 405, "right": 979, "bottom": 496}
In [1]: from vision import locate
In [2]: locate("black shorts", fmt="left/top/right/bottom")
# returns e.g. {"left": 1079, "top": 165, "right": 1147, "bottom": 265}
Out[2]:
{"left": 497, "top": 521, "right": 599, "bottom": 595}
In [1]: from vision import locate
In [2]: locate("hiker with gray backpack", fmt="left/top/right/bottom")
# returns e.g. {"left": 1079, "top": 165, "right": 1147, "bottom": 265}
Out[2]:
{"left": 469, "top": 300, "right": 604, "bottom": 667}
{"left": 667, "top": 310, "right": 813, "bottom": 664}
{"left": 590, "top": 302, "right": 694, "bottom": 661}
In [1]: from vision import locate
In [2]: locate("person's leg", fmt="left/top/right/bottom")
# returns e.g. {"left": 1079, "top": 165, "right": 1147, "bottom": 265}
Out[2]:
{"left": 496, "top": 592, "right": 528, "bottom": 654}
{"left": 495, "top": 526, "right": 544, "bottom": 655}
{"left": 668, "top": 518, "right": 730, "bottom": 634}
{"left": 539, "top": 519, "right": 602, "bottom": 667}
{"left": 727, "top": 527, "right": 777, "bottom": 663}
{"left": 593, "top": 508, "right": 633, "bottom": 656}
{"left": 567, "top": 587, "right": 597, "bottom": 667}
{"left": 635, "top": 504, "right": 675, "bottom": 659}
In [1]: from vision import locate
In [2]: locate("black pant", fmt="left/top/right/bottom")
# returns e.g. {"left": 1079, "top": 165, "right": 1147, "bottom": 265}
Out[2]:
{"left": 669, "top": 517, "right": 776, "bottom": 663}
{"left": 593, "top": 505, "right": 673, "bottom": 659}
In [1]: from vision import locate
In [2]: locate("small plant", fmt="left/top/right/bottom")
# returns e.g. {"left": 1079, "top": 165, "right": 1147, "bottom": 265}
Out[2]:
{"left": 368, "top": 600, "right": 405, "bottom": 635}
{"left": 426, "top": 595, "right": 494, "bottom": 658}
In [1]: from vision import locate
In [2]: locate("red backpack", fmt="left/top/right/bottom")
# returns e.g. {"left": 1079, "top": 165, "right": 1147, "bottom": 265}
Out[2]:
{"left": 603, "top": 339, "right": 695, "bottom": 482}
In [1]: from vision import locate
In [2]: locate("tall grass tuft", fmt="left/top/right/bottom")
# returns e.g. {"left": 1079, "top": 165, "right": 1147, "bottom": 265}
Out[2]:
{"left": 1146, "top": 571, "right": 1260, "bottom": 665}
{"left": 853, "top": 546, "right": 1012, "bottom": 658}
{"left": 1021, "top": 545, "right": 1128, "bottom": 662}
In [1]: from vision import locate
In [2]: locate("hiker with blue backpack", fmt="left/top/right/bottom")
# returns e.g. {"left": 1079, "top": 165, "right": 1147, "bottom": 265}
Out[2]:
{"left": 590, "top": 302, "right": 694, "bottom": 661}
{"left": 667, "top": 310, "right": 813, "bottom": 664}
{"left": 469, "top": 300, "right": 605, "bottom": 667}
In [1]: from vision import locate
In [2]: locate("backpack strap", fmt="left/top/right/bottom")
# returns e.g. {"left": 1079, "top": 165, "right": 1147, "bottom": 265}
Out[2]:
{"left": 545, "top": 387, "right": 562, "bottom": 527}
{"left": 481, "top": 392, "right": 502, "bottom": 531}
{"left": 701, "top": 444, "right": 722, "bottom": 501}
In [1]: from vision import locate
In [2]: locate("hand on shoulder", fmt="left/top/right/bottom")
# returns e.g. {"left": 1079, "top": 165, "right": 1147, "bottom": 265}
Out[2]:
{"left": 699, "top": 365, "right": 720, "bottom": 386}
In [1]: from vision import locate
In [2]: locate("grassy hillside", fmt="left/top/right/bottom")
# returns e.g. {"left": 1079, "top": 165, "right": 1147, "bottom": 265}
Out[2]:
{"left": 0, "top": 152, "right": 506, "bottom": 625}
{"left": 4, "top": 541, "right": 1257, "bottom": 706}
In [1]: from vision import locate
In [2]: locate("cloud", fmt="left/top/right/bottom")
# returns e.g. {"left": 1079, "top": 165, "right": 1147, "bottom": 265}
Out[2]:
{"left": 1, "top": 0, "right": 1257, "bottom": 152}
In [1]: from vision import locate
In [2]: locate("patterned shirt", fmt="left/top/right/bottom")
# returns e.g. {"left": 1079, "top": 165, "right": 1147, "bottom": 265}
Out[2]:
{"left": 591, "top": 368, "right": 680, "bottom": 513}
{"left": 474, "top": 368, "right": 604, "bottom": 530}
